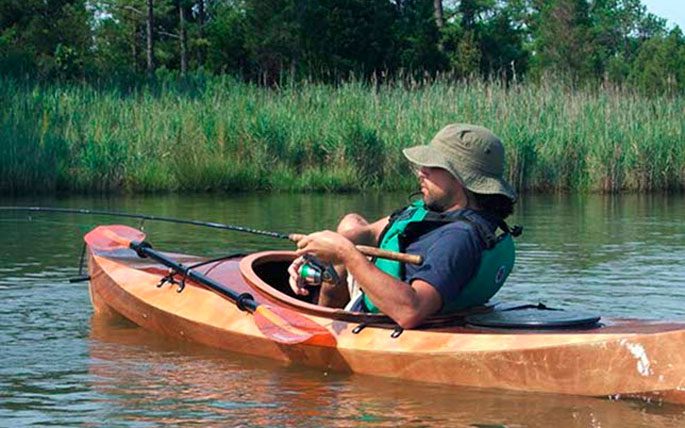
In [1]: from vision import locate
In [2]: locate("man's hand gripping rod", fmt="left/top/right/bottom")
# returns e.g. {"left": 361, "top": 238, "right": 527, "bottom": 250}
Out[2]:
{"left": 287, "top": 233, "right": 423, "bottom": 265}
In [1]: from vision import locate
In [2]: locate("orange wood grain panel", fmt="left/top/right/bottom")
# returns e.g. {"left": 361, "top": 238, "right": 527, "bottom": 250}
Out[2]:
{"left": 88, "top": 248, "right": 685, "bottom": 404}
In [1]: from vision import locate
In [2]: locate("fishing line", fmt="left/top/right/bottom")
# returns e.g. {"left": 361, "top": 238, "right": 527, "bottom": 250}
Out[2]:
{"left": 0, "top": 206, "right": 291, "bottom": 239}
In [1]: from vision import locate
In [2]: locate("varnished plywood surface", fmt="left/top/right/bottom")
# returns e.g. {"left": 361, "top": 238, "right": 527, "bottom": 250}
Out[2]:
{"left": 88, "top": 248, "right": 685, "bottom": 404}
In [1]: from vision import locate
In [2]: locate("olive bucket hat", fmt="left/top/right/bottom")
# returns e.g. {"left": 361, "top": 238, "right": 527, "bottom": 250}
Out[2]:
{"left": 403, "top": 123, "right": 517, "bottom": 201}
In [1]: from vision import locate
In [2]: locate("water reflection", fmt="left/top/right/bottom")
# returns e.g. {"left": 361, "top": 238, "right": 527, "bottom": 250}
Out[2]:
{"left": 88, "top": 318, "right": 685, "bottom": 427}
{"left": 1, "top": 193, "right": 685, "bottom": 426}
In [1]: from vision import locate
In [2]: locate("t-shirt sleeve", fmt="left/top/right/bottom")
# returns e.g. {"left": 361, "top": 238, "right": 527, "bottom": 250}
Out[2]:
{"left": 404, "top": 226, "right": 481, "bottom": 308}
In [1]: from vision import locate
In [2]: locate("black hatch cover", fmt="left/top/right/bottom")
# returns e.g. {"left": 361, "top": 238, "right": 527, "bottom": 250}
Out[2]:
{"left": 465, "top": 307, "right": 601, "bottom": 330}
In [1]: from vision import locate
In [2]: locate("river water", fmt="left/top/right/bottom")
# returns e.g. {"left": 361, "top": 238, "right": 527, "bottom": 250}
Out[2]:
{"left": 1, "top": 193, "right": 684, "bottom": 427}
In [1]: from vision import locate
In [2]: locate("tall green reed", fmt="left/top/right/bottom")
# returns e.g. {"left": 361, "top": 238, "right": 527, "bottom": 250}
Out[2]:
{"left": 1, "top": 76, "right": 682, "bottom": 194}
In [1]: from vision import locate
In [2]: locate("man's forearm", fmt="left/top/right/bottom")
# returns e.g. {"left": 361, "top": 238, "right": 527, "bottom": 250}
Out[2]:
{"left": 342, "top": 249, "right": 423, "bottom": 327}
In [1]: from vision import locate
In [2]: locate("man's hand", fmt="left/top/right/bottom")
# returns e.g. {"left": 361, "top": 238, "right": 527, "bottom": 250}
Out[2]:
{"left": 287, "top": 255, "right": 317, "bottom": 296}
{"left": 295, "top": 230, "right": 357, "bottom": 264}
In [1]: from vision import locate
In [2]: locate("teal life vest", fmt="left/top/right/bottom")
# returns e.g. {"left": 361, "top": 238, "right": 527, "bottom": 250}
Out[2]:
{"left": 364, "top": 201, "right": 517, "bottom": 314}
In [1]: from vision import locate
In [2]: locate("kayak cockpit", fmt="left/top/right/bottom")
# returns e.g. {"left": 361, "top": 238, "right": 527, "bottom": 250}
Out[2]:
{"left": 239, "top": 250, "right": 604, "bottom": 330}
{"left": 239, "top": 250, "right": 390, "bottom": 322}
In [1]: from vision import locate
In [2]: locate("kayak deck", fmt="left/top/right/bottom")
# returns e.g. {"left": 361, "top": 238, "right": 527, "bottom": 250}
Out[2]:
{"left": 88, "top": 247, "right": 685, "bottom": 405}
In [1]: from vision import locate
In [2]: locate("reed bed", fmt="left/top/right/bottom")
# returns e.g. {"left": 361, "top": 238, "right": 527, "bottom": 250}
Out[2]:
{"left": 1, "top": 77, "right": 683, "bottom": 194}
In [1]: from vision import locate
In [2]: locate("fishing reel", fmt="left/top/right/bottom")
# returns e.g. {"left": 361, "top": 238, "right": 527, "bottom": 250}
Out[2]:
{"left": 298, "top": 254, "right": 340, "bottom": 287}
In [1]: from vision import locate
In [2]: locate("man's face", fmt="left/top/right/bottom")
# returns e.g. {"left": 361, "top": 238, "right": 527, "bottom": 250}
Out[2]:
{"left": 415, "top": 166, "right": 461, "bottom": 212}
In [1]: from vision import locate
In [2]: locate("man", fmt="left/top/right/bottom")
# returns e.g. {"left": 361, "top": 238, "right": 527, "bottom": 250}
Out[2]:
{"left": 288, "top": 123, "right": 519, "bottom": 329}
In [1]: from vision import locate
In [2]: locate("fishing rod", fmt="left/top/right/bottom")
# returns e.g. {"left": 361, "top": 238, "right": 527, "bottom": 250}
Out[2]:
{"left": 0, "top": 206, "right": 286, "bottom": 237}
{"left": 0, "top": 206, "right": 422, "bottom": 265}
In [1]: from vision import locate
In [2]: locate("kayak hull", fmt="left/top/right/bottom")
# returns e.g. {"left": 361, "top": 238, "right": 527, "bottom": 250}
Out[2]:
{"left": 87, "top": 247, "right": 685, "bottom": 404}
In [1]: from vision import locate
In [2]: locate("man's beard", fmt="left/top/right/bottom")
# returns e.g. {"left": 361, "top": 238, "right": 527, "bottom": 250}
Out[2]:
{"left": 424, "top": 195, "right": 448, "bottom": 212}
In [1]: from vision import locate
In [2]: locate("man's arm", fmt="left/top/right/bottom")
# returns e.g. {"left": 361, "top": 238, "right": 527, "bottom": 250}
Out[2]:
{"left": 336, "top": 213, "right": 389, "bottom": 246}
{"left": 316, "top": 213, "right": 389, "bottom": 307}
{"left": 288, "top": 213, "right": 389, "bottom": 308}
{"left": 341, "top": 249, "right": 442, "bottom": 328}
{"left": 296, "top": 231, "right": 442, "bottom": 328}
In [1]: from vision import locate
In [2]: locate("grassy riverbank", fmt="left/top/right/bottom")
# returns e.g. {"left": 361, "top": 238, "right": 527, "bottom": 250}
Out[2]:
{"left": 1, "top": 77, "right": 683, "bottom": 194}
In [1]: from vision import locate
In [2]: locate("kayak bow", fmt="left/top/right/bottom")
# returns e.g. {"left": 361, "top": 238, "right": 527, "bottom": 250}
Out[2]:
{"left": 85, "top": 225, "right": 335, "bottom": 346}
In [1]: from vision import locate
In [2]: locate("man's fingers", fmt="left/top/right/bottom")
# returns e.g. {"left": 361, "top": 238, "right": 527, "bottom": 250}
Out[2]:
{"left": 288, "top": 274, "right": 309, "bottom": 296}
{"left": 287, "top": 256, "right": 304, "bottom": 277}
{"left": 296, "top": 235, "right": 311, "bottom": 249}
{"left": 287, "top": 262, "right": 298, "bottom": 278}
{"left": 287, "top": 256, "right": 311, "bottom": 296}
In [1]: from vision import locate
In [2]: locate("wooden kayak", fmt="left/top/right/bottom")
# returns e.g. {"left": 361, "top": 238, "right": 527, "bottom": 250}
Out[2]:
{"left": 87, "top": 238, "right": 685, "bottom": 405}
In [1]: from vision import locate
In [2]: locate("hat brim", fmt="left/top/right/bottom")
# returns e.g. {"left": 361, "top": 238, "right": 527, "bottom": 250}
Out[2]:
{"left": 403, "top": 146, "right": 517, "bottom": 202}
{"left": 403, "top": 145, "right": 453, "bottom": 171}
{"left": 460, "top": 169, "right": 518, "bottom": 202}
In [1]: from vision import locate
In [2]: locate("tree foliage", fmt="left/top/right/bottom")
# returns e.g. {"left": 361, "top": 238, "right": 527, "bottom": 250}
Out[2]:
{"left": 0, "top": 0, "right": 91, "bottom": 77}
{"left": 0, "top": 0, "right": 683, "bottom": 92}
